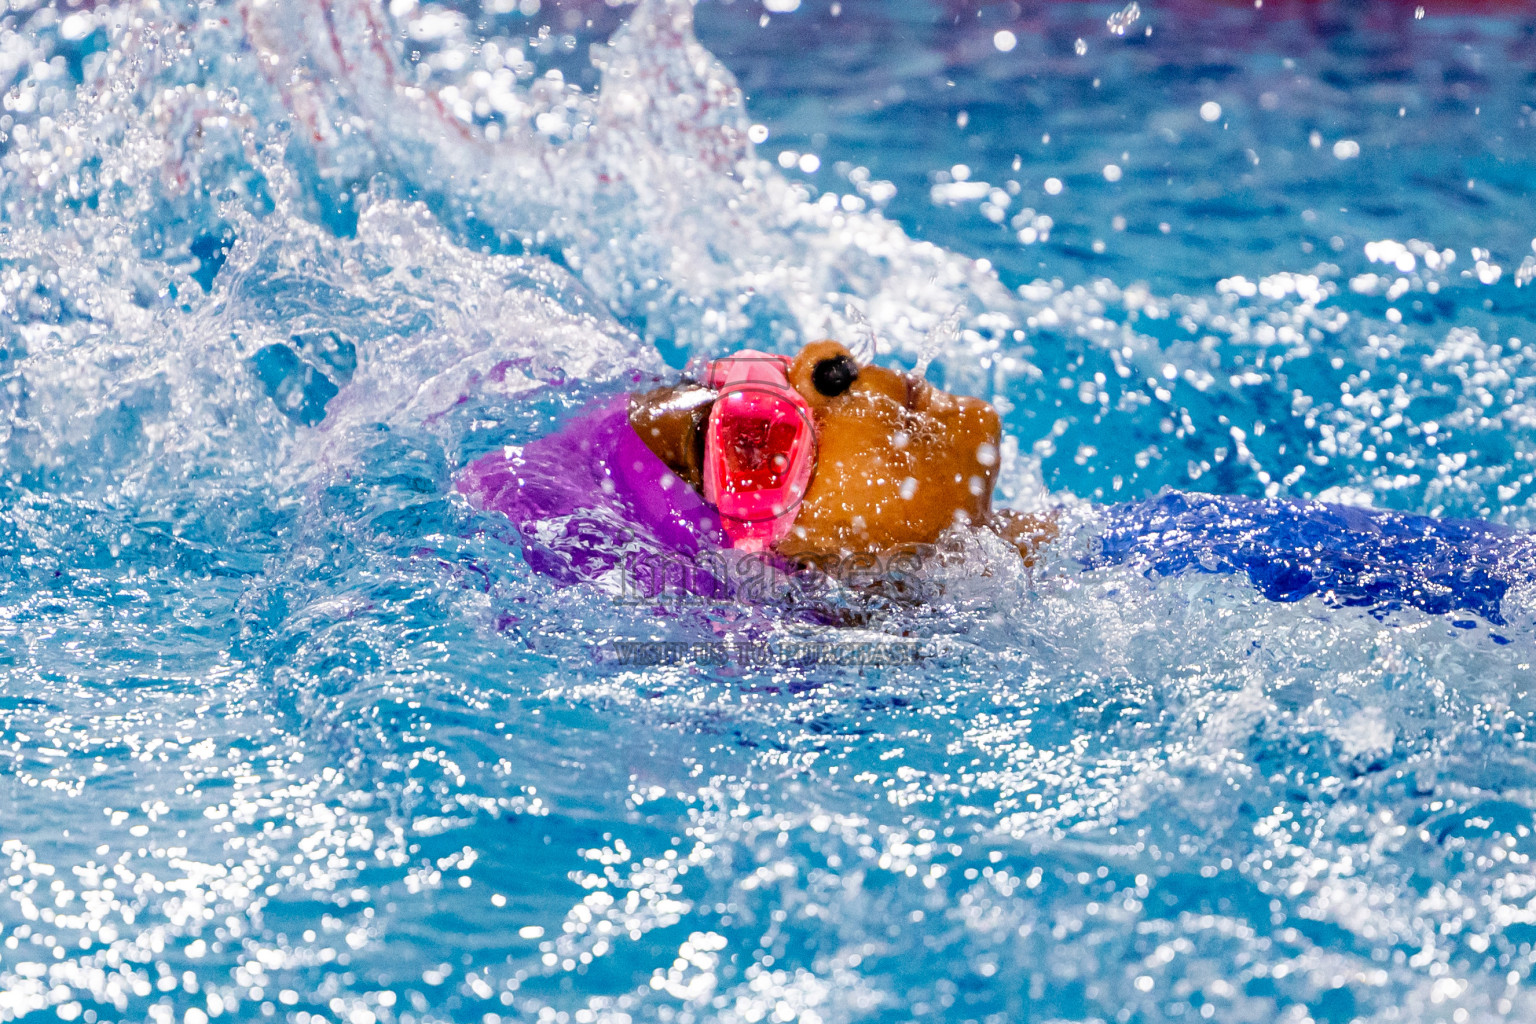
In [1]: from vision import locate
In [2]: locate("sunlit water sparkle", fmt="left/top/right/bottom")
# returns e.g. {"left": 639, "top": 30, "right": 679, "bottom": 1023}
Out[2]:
{"left": 2, "top": 1, "right": 1536, "bottom": 1022}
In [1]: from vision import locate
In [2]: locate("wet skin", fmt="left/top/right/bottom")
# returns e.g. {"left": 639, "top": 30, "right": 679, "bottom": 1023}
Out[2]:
{"left": 628, "top": 340, "right": 1055, "bottom": 563}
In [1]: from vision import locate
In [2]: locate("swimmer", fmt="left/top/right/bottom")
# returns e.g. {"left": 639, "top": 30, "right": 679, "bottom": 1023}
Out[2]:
{"left": 623, "top": 340, "right": 1056, "bottom": 564}
{"left": 460, "top": 341, "right": 1531, "bottom": 624}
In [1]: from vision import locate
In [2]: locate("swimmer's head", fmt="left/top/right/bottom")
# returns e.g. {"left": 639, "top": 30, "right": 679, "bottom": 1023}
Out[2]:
{"left": 629, "top": 340, "right": 1003, "bottom": 558}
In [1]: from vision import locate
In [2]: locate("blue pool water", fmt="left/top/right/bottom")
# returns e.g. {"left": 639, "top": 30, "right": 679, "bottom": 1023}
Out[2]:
{"left": 2, "top": 1, "right": 1536, "bottom": 1022}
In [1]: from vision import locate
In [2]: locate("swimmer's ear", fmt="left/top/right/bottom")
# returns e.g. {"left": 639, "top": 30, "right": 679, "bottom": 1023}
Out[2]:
{"left": 628, "top": 383, "right": 714, "bottom": 492}
{"left": 788, "top": 340, "right": 859, "bottom": 409}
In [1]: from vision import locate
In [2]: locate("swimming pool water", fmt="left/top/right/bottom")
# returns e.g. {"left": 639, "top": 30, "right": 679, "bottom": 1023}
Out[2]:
{"left": 1, "top": 1, "right": 1536, "bottom": 1022}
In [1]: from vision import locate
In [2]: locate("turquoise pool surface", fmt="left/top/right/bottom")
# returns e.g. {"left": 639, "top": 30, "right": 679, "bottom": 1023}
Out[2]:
{"left": 1, "top": 1, "right": 1536, "bottom": 1022}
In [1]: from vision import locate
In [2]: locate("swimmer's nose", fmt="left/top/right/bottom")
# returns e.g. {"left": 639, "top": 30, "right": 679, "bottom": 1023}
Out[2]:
{"left": 787, "top": 339, "right": 961, "bottom": 414}
{"left": 814, "top": 361, "right": 905, "bottom": 406}
{"left": 812, "top": 353, "right": 859, "bottom": 397}
{"left": 788, "top": 340, "right": 861, "bottom": 408}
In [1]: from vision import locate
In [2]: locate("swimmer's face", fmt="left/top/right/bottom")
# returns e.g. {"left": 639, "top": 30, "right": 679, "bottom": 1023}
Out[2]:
{"left": 777, "top": 340, "right": 1000, "bottom": 557}
{"left": 629, "top": 340, "right": 1002, "bottom": 558}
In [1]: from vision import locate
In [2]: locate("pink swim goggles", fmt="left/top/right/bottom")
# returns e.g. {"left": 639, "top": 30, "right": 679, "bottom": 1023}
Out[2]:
{"left": 701, "top": 350, "right": 817, "bottom": 553}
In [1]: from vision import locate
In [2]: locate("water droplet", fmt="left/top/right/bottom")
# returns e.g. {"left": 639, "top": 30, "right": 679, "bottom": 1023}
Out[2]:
{"left": 1074, "top": 38, "right": 1087, "bottom": 56}
{"left": 1106, "top": 2, "right": 1141, "bottom": 37}
{"left": 842, "top": 303, "right": 878, "bottom": 364}
{"left": 913, "top": 305, "right": 965, "bottom": 379}
{"left": 1515, "top": 255, "right": 1536, "bottom": 288}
